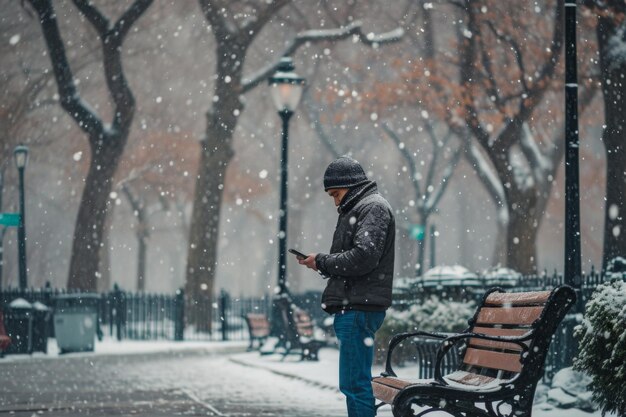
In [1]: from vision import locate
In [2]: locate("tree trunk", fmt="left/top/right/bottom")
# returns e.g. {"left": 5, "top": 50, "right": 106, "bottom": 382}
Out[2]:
{"left": 98, "top": 213, "right": 112, "bottom": 292}
{"left": 185, "top": 123, "right": 235, "bottom": 330}
{"left": 185, "top": 44, "right": 242, "bottom": 329}
{"left": 603, "top": 146, "right": 626, "bottom": 267}
{"left": 67, "top": 137, "right": 125, "bottom": 290}
{"left": 492, "top": 219, "right": 508, "bottom": 267}
{"left": 416, "top": 226, "right": 428, "bottom": 277}
{"left": 137, "top": 231, "right": 148, "bottom": 292}
{"left": 597, "top": 16, "right": 626, "bottom": 269}
{"left": 506, "top": 191, "right": 539, "bottom": 274}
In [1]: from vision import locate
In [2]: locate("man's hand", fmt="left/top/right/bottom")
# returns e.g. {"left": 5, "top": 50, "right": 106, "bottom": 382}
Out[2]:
{"left": 298, "top": 254, "right": 318, "bottom": 271}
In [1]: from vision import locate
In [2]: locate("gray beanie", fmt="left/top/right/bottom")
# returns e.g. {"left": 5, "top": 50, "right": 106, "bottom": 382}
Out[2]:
{"left": 323, "top": 156, "right": 369, "bottom": 191}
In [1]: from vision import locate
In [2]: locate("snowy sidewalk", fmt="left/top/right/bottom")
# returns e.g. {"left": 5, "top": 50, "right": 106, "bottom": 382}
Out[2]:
{"left": 0, "top": 336, "right": 248, "bottom": 362}
{"left": 0, "top": 338, "right": 612, "bottom": 416}
{"left": 230, "top": 346, "right": 609, "bottom": 417}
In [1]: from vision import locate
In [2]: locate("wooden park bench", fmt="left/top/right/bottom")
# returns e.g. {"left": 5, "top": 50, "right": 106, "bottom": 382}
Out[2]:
{"left": 0, "top": 310, "right": 12, "bottom": 357}
{"left": 275, "top": 297, "right": 326, "bottom": 361}
{"left": 372, "top": 286, "right": 576, "bottom": 417}
{"left": 243, "top": 313, "right": 270, "bottom": 351}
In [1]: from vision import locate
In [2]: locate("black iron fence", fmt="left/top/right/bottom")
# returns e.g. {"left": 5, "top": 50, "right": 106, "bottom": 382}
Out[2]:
{"left": 393, "top": 267, "right": 621, "bottom": 308}
{"left": 0, "top": 285, "right": 329, "bottom": 343}
{"left": 1, "top": 268, "right": 623, "bottom": 381}
{"left": 393, "top": 268, "right": 625, "bottom": 382}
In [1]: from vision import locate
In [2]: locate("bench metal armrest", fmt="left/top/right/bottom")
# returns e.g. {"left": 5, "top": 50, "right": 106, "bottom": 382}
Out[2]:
{"left": 432, "top": 331, "right": 533, "bottom": 385}
{"left": 382, "top": 331, "right": 456, "bottom": 377}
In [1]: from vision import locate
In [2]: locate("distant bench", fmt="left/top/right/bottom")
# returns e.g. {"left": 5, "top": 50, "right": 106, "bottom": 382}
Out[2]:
{"left": 0, "top": 310, "right": 12, "bottom": 357}
{"left": 275, "top": 297, "right": 326, "bottom": 361}
{"left": 243, "top": 313, "right": 270, "bottom": 351}
{"left": 372, "top": 286, "right": 576, "bottom": 417}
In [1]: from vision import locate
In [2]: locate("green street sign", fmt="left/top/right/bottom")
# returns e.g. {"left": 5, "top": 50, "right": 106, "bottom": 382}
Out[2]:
{"left": 409, "top": 224, "right": 425, "bottom": 241}
{"left": 0, "top": 213, "right": 20, "bottom": 227}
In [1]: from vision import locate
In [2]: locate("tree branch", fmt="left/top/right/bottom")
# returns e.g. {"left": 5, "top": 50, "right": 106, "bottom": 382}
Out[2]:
{"left": 381, "top": 122, "right": 423, "bottom": 203}
{"left": 425, "top": 139, "right": 464, "bottom": 215}
{"left": 241, "top": 21, "right": 404, "bottom": 93}
{"left": 464, "top": 139, "right": 507, "bottom": 213}
{"left": 241, "top": 0, "right": 292, "bottom": 41}
{"left": 72, "top": 0, "right": 110, "bottom": 36}
{"left": 26, "top": 0, "right": 104, "bottom": 137}
{"left": 198, "top": 0, "right": 236, "bottom": 39}
{"left": 82, "top": 0, "right": 153, "bottom": 133}
{"left": 484, "top": 21, "right": 529, "bottom": 94}
{"left": 423, "top": 120, "right": 442, "bottom": 202}
{"left": 522, "top": 0, "right": 564, "bottom": 116}
{"left": 112, "top": 0, "right": 154, "bottom": 42}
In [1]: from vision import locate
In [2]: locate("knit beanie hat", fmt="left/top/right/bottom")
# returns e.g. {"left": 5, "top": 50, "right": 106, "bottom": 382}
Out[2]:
{"left": 323, "top": 156, "right": 369, "bottom": 191}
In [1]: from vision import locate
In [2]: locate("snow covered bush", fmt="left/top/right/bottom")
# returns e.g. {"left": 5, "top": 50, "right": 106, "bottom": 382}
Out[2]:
{"left": 574, "top": 279, "right": 626, "bottom": 416}
{"left": 375, "top": 295, "right": 475, "bottom": 365}
{"left": 606, "top": 256, "right": 626, "bottom": 279}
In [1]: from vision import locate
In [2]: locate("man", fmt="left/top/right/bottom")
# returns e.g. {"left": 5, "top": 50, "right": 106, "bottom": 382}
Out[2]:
{"left": 298, "top": 155, "right": 395, "bottom": 417}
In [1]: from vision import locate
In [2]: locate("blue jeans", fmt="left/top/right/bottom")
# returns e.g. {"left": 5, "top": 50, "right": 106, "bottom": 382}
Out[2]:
{"left": 334, "top": 310, "right": 386, "bottom": 417}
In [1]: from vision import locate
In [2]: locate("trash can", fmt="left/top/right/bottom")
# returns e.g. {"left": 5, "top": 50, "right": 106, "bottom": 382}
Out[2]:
{"left": 54, "top": 293, "right": 100, "bottom": 354}
{"left": 4, "top": 298, "right": 34, "bottom": 355}
{"left": 32, "top": 301, "right": 52, "bottom": 354}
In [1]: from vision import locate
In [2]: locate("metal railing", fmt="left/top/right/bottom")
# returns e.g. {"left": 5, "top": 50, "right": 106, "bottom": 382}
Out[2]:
{"left": 1, "top": 268, "right": 623, "bottom": 382}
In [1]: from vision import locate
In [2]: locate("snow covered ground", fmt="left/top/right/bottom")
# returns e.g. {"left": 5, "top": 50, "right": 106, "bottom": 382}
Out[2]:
{"left": 233, "top": 348, "right": 609, "bottom": 417}
{"left": 0, "top": 336, "right": 249, "bottom": 362}
{"left": 1, "top": 336, "right": 614, "bottom": 416}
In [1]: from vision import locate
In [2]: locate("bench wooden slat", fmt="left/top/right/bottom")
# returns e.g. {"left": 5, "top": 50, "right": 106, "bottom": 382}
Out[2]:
{"left": 469, "top": 327, "right": 529, "bottom": 351}
{"left": 462, "top": 347, "right": 522, "bottom": 373}
{"left": 468, "top": 338, "right": 523, "bottom": 352}
{"left": 472, "top": 326, "right": 530, "bottom": 337}
{"left": 485, "top": 290, "right": 551, "bottom": 306}
{"left": 372, "top": 377, "right": 413, "bottom": 405}
{"left": 445, "top": 371, "right": 497, "bottom": 387}
{"left": 476, "top": 306, "right": 544, "bottom": 326}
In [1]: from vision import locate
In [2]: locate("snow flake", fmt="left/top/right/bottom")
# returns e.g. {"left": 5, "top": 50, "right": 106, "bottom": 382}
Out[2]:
{"left": 9, "top": 34, "right": 20, "bottom": 45}
{"left": 613, "top": 226, "right": 621, "bottom": 237}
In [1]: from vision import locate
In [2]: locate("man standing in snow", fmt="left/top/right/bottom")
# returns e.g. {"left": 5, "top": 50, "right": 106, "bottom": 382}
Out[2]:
{"left": 298, "top": 155, "right": 395, "bottom": 417}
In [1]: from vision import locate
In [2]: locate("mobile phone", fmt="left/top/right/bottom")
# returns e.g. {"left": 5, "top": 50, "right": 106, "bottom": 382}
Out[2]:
{"left": 288, "top": 248, "right": 308, "bottom": 259}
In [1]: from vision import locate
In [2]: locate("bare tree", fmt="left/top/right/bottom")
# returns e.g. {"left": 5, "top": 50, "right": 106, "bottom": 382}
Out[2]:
{"left": 381, "top": 122, "right": 463, "bottom": 276}
{"left": 186, "top": 0, "right": 403, "bottom": 326}
{"left": 119, "top": 183, "right": 168, "bottom": 292}
{"left": 456, "top": 0, "right": 565, "bottom": 273}
{"left": 25, "top": 0, "right": 154, "bottom": 290}
{"left": 584, "top": 1, "right": 626, "bottom": 268}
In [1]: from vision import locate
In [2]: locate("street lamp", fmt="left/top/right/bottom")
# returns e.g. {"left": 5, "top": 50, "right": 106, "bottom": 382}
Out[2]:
{"left": 268, "top": 56, "right": 305, "bottom": 296}
{"left": 563, "top": 0, "right": 582, "bottom": 365}
{"left": 14, "top": 144, "right": 28, "bottom": 289}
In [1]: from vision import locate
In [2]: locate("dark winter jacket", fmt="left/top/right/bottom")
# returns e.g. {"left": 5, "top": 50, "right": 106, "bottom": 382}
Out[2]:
{"left": 316, "top": 181, "right": 395, "bottom": 314}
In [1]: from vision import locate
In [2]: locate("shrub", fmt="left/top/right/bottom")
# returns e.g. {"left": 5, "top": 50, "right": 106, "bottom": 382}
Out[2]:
{"left": 375, "top": 295, "right": 475, "bottom": 365}
{"left": 574, "top": 280, "right": 626, "bottom": 416}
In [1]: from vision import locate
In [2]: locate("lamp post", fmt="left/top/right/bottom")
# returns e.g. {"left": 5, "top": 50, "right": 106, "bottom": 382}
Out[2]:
{"left": 563, "top": 0, "right": 582, "bottom": 365}
{"left": 564, "top": 1, "right": 582, "bottom": 299}
{"left": 268, "top": 57, "right": 305, "bottom": 296}
{"left": 14, "top": 145, "right": 29, "bottom": 289}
